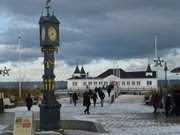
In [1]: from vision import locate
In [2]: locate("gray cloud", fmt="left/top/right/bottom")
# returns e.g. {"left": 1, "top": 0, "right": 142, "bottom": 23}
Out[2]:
{"left": 0, "top": 0, "right": 179, "bottom": 65}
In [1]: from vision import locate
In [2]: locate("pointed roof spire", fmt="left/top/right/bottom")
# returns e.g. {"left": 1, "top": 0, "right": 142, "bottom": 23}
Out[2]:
{"left": 74, "top": 65, "right": 80, "bottom": 74}
{"left": 146, "top": 64, "right": 152, "bottom": 72}
{"left": 80, "top": 66, "right": 86, "bottom": 74}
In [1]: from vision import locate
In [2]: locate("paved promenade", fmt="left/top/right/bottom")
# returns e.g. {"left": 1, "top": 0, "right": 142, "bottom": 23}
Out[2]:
{"left": 1, "top": 95, "right": 180, "bottom": 135}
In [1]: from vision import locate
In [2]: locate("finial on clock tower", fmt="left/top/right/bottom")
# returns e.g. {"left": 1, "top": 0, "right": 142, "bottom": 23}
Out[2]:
{"left": 45, "top": 0, "right": 51, "bottom": 16}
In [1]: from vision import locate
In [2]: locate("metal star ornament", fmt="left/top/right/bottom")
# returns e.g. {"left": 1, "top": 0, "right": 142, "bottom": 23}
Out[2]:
{"left": 154, "top": 56, "right": 164, "bottom": 67}
{"left": 0, "top": 66, "right": 10, "bottom": 76}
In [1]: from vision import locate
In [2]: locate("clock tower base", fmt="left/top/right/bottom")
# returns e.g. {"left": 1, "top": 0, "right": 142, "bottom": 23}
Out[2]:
{"left": 40, "top": 91, "right": 61, "bottom": 131}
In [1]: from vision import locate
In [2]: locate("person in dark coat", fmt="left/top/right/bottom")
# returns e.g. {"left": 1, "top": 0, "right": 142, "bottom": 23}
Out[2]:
{"left": 72, "top": 92, "right": 78, "bottom": 106}
{"left": 98, "top": 90, "right": 105, "bottom": 107}
{"left": 25, "top": 94, "right": 33, "bottom": 111}
{"left": 89, "top": 89, "right": 92, "bottom": 96}
{"left": 165, "top": 94, "right": 172, "bottom": 116}
{"left": 83, "top": 91, "right": 91, "bottom": 114}
{"left": 92, "top": 91, "right": 98, "bottom": 107}
{"left": 107, "top": 85, "right": 112, "bottom": 97}
{"left": 94, "top": 87, "right": 98, "bottom": 93}
{"left": 151, "top": 93, "right": 160, "bottom": 114}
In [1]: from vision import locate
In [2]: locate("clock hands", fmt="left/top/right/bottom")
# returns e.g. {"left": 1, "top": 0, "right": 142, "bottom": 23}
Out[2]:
{"left": 51, "top": 32, "right": 53, "bottom": 35}
{"left": 48, "top": 26, "right": 57, "bottom": 41}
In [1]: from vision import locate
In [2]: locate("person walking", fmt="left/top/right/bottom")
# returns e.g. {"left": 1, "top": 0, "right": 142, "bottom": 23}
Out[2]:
{"left": 165, "top": 94, "right": 172, "bottom": 116}
{"left": 25, "top": 94, "right": 33, "bottom": 111}
{"left": 151, "top": 93, "right": 160, "bottom": 114}
{"left": 72, "top": 92, "right": 78, "bottom": 106}
{"left": 92, "top": 91, "right": 98, "bottom": 107}
{"left": 98, "top": 90, "right": 105, "bottom": 107}
{"left": 107, "top": 84, "right": 113, "bottom": 97}
{"left": 83, "top": 91, "right": 91, "bottom": 114}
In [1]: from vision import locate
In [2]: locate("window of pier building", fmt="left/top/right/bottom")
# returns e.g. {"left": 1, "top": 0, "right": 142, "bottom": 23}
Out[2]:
{"left": 94, "top": 81, "right": 97, "bottom": 86}
{"left": 104, "top": 81, "right": 108, "bottom": 85}
{"left": 99, "top": 81, "right": 103, "bottom": 85}
{"left": 83, "top": 82, "right": 87, "bottom": 86}
{"left": 147, "top": 80, "right": 152, "bottom": 86}
{"left": 88, "top": 81, "right": 92, "bottom": 86}
{"left": 73, "top": 82, "right": 77, "bottom": 86}
{"left": 127, "top": 81, "right": 130, "bottom": 86}
{"left": 132, "top": 81, "right": 135, "bottom": 85}
{"left": 136, "top": 81, "right": 141, "bottom": 86}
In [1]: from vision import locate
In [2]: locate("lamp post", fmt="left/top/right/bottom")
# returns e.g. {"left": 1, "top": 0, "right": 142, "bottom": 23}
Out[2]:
{"left": 18, "top": 35, "right": 22, "bottom": 98}
{"left": 164, "top": 62, "right": 168, "bottom": 95}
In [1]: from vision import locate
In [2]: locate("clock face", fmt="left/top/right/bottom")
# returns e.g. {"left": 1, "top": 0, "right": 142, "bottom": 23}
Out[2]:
{"left": 41, "top": 27, "right": 45, "bottom": 41}
{"left": 48, "top": 26, "right": 57, "bottom": 42}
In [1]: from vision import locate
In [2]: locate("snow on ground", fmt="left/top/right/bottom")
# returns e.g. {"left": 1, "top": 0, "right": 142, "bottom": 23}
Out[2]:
{"left": 2, "top": 95, "right": 180, "bottom": 135}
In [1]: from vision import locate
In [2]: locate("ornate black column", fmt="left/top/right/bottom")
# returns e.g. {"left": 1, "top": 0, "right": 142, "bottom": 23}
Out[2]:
{"left": 40, "top": 49, "right": 61, "bottom": 130}
{"left": 39, "top": 1, "right": 61, "bottom": 131}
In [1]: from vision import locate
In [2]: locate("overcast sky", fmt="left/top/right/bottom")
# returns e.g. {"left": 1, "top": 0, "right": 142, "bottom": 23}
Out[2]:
{"left": 0, "top": 0, "right": 179, "bottom": 81}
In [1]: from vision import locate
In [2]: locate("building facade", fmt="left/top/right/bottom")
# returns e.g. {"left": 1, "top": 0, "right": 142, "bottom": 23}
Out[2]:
{"left": 67, "top": 64, "right": 158, "bottom": 93}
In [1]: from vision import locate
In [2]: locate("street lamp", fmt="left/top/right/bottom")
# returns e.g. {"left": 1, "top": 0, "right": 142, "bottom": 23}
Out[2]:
{"left": 164, "top": 62, "right": 168, "bottom": 95}
{"left": 18, "top": 35, "right": 22, "bottom": 98}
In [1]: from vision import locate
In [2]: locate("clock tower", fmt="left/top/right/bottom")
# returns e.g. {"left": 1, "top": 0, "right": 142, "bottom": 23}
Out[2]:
{"left": 39, "top": 1, "right": 61, "bottom": 131}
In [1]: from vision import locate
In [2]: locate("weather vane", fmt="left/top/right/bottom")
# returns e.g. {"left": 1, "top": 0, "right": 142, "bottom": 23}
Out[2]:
{"left": 46, "top": 0, "right": 51, "bottom": 6}
{"left": 45, "top": 0, "right": 51, "bottom": 16}
{"left": 0, "top": 67, "right": 10, "bottom": 76}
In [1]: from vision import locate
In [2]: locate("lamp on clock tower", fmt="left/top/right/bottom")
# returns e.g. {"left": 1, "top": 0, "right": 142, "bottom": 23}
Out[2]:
{"left": 39, "top": 1, "right": 61, "bottom": 131}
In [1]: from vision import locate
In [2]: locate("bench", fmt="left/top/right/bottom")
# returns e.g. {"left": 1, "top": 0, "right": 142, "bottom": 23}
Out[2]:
{"left": 3, "top": 98, "right": 15, "bottom": 108}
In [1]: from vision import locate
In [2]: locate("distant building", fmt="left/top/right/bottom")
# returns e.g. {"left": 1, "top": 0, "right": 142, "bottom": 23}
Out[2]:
{"left": 67, "top": 64, "right": 158, "bottom": 94}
